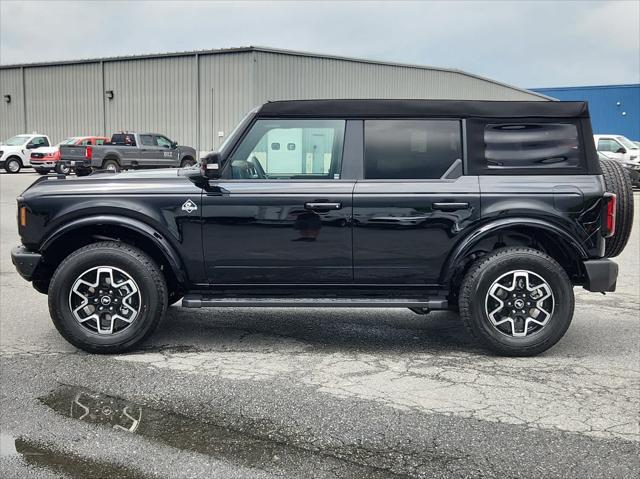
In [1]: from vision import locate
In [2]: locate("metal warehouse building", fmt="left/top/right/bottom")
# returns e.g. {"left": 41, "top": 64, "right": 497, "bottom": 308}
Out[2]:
{"left": 1, "top": 46, "right": 548, "bottom": 153}
{"left": 532, "top": 84, "right": 640, "bottom": 141}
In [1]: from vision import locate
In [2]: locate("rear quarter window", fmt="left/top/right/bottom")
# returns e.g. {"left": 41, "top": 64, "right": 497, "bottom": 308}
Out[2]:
{"left": 467, "top": 119, "right": 586, "bottom": 175}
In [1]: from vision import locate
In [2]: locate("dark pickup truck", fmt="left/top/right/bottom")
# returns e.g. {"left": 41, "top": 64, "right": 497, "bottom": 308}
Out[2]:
{"left": 59, "top": 132, "right": 197, "bottom": 175}
{"left": 11, "top": 99, "right": 634, "bottom": 356}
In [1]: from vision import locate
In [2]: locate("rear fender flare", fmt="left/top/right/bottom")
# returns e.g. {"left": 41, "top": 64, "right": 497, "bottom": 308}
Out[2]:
{"left": 40, "top": 215, "right": 185, "bottom": 284}
{"left": 441, "top": 217, "right": 588, "bottom": 284}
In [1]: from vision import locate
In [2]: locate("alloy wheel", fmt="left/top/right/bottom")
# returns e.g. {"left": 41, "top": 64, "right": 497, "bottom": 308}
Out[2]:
{"left": 68, "top": 266, "right": 141, "bottom": 335}
{"left": 484, "top": 269, "right": 554, "bottom": 337}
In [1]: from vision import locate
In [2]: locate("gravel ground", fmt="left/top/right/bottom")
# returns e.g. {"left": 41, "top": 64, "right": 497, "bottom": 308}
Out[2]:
{"left": 1, "top": 171, "right": 638, "bottom": 478}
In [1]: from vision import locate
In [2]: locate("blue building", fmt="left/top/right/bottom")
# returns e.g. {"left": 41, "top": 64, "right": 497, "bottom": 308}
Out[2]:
{"left": 532, "top": 84, "right": 640, "bottom": 141}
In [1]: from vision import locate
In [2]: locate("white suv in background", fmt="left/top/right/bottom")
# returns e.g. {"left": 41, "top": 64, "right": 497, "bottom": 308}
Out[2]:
{"left": 0, "top": 134, "right": 51, "bottom": 174}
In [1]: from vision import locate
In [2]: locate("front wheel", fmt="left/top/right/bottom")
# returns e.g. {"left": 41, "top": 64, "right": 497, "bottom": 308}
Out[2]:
{"left": 48, "top": 242, "right": 168, "bottom": 353}
{"left": 180, "top": 157, "right": 196, "bottom": 168}
{"left": 459, "top": 247, "right": 574, "bottom": 357}
{"left": 4, "top": 157, "right": 22, "bottom": 174}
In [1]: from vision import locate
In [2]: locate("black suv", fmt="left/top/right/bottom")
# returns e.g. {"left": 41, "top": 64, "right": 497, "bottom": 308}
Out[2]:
{"left": 11, "top": 100, "right": 634, "bottom": 356}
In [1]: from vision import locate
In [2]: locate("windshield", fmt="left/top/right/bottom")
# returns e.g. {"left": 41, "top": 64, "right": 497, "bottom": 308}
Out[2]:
{"left": 3, "top": 135, "right": 30, "bottom": 146}
{"left": 616, "top": 136, "right": 638, "bottom": 150}
{"left": 56, "top": 138, "right": 77, "bottom": 146}
{"left": 218, "top": 108, "right": 259, "bottom": 156}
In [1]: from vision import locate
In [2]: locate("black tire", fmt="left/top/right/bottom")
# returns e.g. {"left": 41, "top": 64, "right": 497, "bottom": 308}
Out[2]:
{"left": 75, "top": 167, "right": 92, "bottom": 177}
{"left": 54, "top": 162, "right": 70, "bottom": 175}
{"left": 459, "top": 247, "right": 574, "bottom": 357}
{"left": 102, "top": 159, "right": 121, "bottom": 172}
{"left": 35, "top": 168, "right": 50, "bottom": 175}
{"left": 600, "top": 158, "right": 634, "bottom": 257}
{"left": 180, "top": 157, "right": 196, "bottom": 168}
{"left": 4, "top": 156, "right": 22, "bottom": 174}
{"left": 48, "top": 242, "right": 168, "bottom": 353}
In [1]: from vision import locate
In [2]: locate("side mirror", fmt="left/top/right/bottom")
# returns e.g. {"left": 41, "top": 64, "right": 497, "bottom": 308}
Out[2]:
{"left": 201, "top": 152, "right": 221, "bottom": 179}
{"left": 616, "top": 147, "right": 627, "bottom": 154}
{"left": 171, "top": 141, "right": 177, "bottom": 149}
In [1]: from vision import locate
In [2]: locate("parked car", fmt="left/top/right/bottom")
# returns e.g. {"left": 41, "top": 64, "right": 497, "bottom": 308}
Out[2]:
{"left": 31, "top": 136, "right": 110, "bottom": 175}
{"left": 11, "top": 100, "right": 634, "bottom": 357}
{"left": 0, "top": 134, "right": 51, "bottom": 173}
{"left": 595, "top": 135, "right": 640, "bottom": 187}
{"left": 59, "top": 132, "right": 197, "bottom": 175}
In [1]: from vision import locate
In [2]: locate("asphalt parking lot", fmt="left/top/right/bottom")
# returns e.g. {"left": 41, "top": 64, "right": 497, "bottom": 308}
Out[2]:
{"left": 0, "top": 171, "right": 638, "bottom": 478}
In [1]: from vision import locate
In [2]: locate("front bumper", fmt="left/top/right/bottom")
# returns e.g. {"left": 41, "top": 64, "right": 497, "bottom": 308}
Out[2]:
{"left": 11, "top": 245, "right": 42, "bottom": 281}
{"left": 30, "top": 160, "right": 56, "bottom": 168}
{"left": 583, "top": 258, "right": 618, "bottom": 292}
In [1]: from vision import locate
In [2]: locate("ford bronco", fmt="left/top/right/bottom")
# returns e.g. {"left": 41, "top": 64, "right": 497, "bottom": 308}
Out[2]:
{"left": 11, "top": 100, "right": 634, "bottom": 356}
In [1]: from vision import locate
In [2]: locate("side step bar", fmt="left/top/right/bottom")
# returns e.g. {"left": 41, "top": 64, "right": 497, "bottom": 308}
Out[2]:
{"left": 182, "top": 295, "right": 448, "bottom": 309}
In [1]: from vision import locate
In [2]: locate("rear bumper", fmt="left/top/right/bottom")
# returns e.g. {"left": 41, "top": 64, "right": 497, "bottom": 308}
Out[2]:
{"left": 11, "top": 245, "right": 42, "bottom": 281}
{"left": 60, "top": 159, "right": 90, "bottom": 169}
{"left": 582, "top": 258, "right": 618, "bottom": 292}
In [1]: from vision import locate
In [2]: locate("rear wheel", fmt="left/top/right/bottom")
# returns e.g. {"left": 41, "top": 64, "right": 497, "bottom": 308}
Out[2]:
{"left": 102, "top": 159, "right": 120, "bottom": 172}
{"left": 600, "top": 158, "right": 634, "bottom": 257}
{"left": 459, "top": 247, "right": 574, "bottom": 357}
{"left": 4, "top": 157, "right": 21, "bottom": 174}
{"left": 48, "top": 242, "right": 168, "bottom": 353}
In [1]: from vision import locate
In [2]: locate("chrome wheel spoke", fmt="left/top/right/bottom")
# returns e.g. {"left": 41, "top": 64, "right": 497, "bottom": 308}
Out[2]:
{"left": 484, "top": 269, "right": 555, "bottom": 338}
{"left": 68, "top": 266, "right": 141, "bottom": 335}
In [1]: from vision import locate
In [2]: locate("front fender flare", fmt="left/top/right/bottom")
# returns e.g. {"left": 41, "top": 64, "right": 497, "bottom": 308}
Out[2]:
{"left": 441, "top": 217, "right": 589, "bottom": 284}
{"left": 40, "top": 215, "right": 186, "bottom": 284}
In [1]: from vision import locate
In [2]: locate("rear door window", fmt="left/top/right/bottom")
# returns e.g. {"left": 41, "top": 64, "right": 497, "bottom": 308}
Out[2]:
{"left": 140, "top": 135, "right": 154, "bottom": 147}
{"left": 364, "top": 120, "right": 462, "bottom": 179}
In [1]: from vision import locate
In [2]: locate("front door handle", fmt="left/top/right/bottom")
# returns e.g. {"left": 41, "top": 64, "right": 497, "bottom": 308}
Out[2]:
{"left": 432, "top": 202, "right": 470, "bottom": 211}
{"left": 305, "top": 202, "right": 342, "bottom": 211}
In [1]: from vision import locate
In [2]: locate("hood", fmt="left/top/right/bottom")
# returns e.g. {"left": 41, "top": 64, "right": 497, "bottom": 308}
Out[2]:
{"left": 0, "top": 144, "right": 25, "bottom": 151}
{"left": 21, "top": 167, "right": 202, "bottom": 199}
{"left": 31, "top": 146, "right": 58, "bottom": 154}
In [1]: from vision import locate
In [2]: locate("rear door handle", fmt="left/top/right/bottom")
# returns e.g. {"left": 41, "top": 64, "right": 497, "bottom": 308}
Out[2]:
{"left": 432, "top": 202, "right": 470, "bottom": 211}
{"left": 305, "top": 202, "right": 342, "bottom": 211}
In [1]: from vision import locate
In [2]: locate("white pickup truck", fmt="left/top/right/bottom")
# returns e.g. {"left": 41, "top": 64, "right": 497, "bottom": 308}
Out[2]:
{"left": 594, "top": 134, "right": 640, "bottom": 186}
{"left": 0, "top": 134, "right": 51, "bottom": 174}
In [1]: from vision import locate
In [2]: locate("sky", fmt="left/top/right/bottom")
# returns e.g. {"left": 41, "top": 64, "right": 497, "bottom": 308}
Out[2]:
{"left": 1, "top": 0, "right": 638, "bottom": 89}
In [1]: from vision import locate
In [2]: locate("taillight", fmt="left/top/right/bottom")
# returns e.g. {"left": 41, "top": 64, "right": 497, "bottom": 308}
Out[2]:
{"left": 85, "top": 146, "right": 92, "bottom": 160}
{"left": 604, "top": 193, "right": 616, "bottom": 238}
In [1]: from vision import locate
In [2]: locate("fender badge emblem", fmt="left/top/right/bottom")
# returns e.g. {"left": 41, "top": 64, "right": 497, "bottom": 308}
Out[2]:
{"left": 181, "top": 199, "right": 197, "bottom": 213}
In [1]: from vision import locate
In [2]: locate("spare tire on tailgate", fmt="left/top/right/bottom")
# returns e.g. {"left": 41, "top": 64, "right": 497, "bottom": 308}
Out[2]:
{"left": 600, "top": 158, "right": 634, "bottom": 258}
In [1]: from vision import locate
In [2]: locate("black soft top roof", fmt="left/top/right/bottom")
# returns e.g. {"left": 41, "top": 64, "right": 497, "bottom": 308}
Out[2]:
{"left": 257, "top": 99, "right": 589, "bottom": 119}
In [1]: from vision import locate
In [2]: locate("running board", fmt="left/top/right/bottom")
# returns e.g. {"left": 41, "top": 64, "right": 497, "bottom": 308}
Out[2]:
{"left": 182, "top": 295, "right": 448, "bottom": 309}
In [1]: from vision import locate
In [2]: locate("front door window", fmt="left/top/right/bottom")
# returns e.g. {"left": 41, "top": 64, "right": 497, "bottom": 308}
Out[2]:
{"left": 227, "top": 119, "right": 345, "bottom": 180}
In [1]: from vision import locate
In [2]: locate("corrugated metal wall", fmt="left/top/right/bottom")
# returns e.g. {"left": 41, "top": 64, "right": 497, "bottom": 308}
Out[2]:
{"left": 1, "top": 48, "right": 546, "bottom": 151}
{"left": 532, "top": 84, "right": 640, "bottom": 141}
{"left": 0, "top": 68, "right": 25, "bottom": 141}
{"left": 104, "top": 56, "right": 197, "bottom": 148}
{"left": 24, "top": 63, "right": 103, "bottom": 143}
{"left": 199, "top": 52, "right": 254, "bottom": 151}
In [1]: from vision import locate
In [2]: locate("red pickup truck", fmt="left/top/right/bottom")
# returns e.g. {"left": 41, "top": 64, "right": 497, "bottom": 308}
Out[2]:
{"left": 30, "top": 136, "right": 109, "bottom": 175}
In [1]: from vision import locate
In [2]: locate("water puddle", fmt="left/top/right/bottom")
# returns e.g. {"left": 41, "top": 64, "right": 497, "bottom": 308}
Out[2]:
{"left": 1, "top": 431, "right": 145, "bottom": 478}
{"left": 39, "top": 384, "right": 398, "bottom": 478}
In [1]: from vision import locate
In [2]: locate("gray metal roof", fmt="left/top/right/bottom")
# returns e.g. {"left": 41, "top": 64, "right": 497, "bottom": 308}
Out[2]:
{"left": 0, "top": 45, "right": 551, "bottom": 100}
